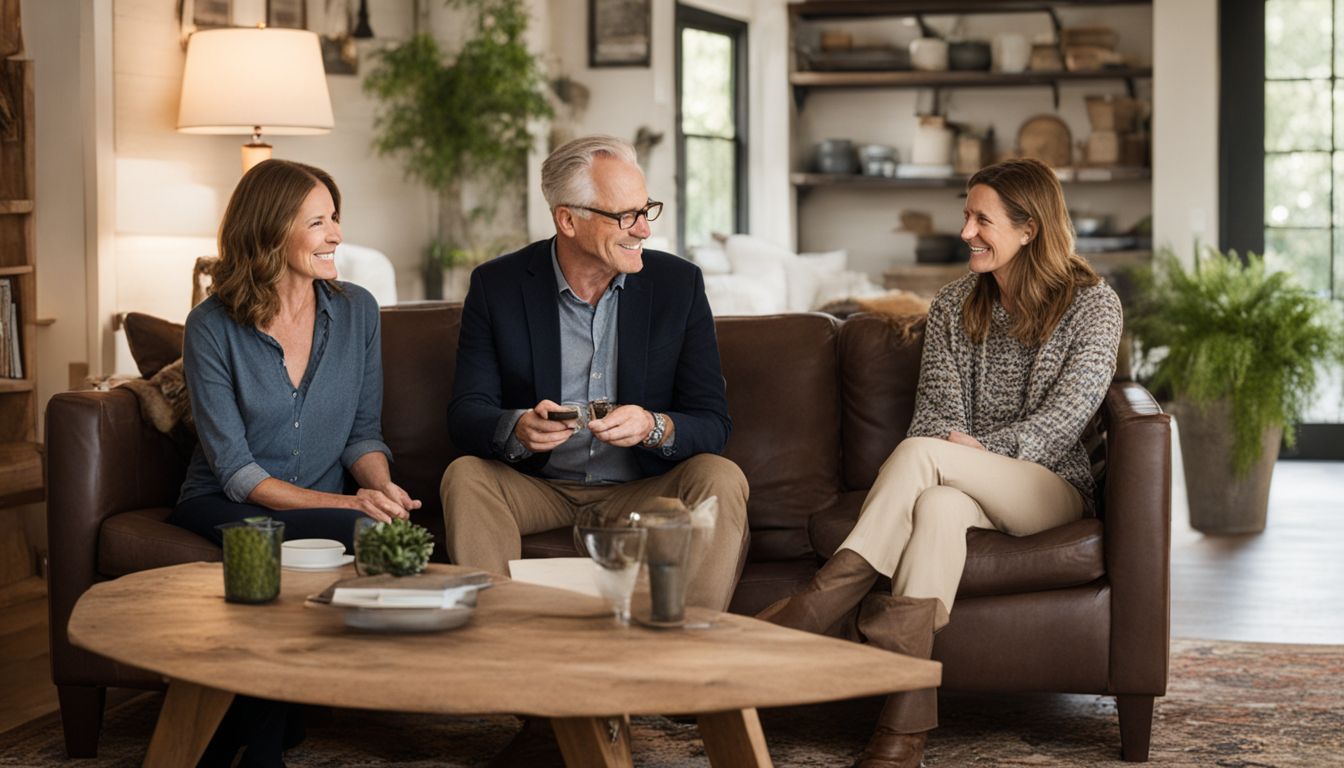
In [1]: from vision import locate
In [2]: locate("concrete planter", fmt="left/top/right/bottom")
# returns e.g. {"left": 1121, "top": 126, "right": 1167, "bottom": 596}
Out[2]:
{"left": 1172, "top": 399, "right": 1281, "bottom": 534}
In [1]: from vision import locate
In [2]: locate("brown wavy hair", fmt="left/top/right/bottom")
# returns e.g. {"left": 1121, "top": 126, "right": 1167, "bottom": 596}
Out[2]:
{"left": 961, "top": 158, "right": 1101, "bottom": 346}
{"left": 212, "top": 159, "right": 341, "bottom": 329}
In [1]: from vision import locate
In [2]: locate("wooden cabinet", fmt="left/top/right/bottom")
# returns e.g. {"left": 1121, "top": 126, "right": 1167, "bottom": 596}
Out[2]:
{"left": 788, "top": 1, "right": 1154, "bottom": 278}
{"left": 0, "top": 57, "right": 42, "bottom": 506}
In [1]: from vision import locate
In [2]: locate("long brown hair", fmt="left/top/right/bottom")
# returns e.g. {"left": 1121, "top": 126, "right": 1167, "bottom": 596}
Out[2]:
{"left": 212, "top": 159, "right": 341, "bottom": 329}
{"left": 962, "top": 158, "right": 1100, "bottom": 345}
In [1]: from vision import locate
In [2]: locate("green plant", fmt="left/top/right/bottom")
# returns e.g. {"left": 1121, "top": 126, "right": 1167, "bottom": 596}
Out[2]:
{"left": 1131, "top": 247, "right": 1344, "bottom": 473}
{"left": 363, "top": 0, "right": 552, "bottom": 285}
{"left": 355, "top": 518, "right": 435, "bottom": 577}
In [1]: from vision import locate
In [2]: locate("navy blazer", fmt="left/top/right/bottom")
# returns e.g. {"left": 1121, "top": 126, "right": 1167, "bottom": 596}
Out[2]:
{"left": 447, "top": 238, "right": 732, "bottom": 478}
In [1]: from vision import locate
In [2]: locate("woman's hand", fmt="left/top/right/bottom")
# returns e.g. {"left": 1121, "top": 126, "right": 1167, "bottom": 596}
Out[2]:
{"left": 948, "top": 430, "right": 987, "bottom": 451}
{"left": 378, "top": 481, "right": 421, "bottom": 514}
{"left": 351, "top": 488, "right": 411, "bottom": 522}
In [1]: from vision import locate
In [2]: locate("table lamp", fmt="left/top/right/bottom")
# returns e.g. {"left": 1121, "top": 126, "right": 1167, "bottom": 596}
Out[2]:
{"left": 177, "top": 26, "right": 334, "bottom": 173}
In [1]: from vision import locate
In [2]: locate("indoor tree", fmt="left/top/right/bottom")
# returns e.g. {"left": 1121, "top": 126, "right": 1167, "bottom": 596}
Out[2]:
{"left": 363, "top": 0, "right": 552, "bottom": 298}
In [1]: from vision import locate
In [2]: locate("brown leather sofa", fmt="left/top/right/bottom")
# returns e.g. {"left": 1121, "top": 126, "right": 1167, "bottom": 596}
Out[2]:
{"left": 46, "top": 304, "right": 1171, "bottom": 761}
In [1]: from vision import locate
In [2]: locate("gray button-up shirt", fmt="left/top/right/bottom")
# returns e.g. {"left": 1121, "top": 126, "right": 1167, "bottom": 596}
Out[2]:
{"left": 178, "top": 281, "right": 392, "bottom": 504}
{"left": 494, "top": 246, "right": 642, "bottom": 484}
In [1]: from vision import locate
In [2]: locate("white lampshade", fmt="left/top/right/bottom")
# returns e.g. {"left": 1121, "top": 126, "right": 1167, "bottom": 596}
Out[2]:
{"left": 178, "top": 27, "right": 334, "bottom": 170}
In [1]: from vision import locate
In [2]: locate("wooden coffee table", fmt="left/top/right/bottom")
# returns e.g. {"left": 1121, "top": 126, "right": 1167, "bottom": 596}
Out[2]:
{"left": 67, "top": 562, "right": 940, "bottom": 767}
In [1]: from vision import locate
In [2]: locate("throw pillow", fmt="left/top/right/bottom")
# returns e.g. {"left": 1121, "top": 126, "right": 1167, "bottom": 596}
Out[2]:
{"left": 688, "top": 244, "right": 732, "bottom": 275}
{"left": 724, "top": 235, "right": 791, "bottom": 310}
{"left": 115, "top": 357, "right": 197, "bottom": 457}
{"left": 122, "top": 312, "right": 185, "bottom": 379}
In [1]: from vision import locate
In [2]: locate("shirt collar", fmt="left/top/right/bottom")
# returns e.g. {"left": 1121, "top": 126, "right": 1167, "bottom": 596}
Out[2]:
{"left": 314, "top": 279, "right": 336, "bottom": 317}
{"left": 550, "top": 240, "right": 626, "bottom": 299}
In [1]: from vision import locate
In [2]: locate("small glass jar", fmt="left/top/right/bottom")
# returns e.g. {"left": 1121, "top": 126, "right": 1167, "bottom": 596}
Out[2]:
{"left": 218, "top": 517, "right": 284, "bottom": 604}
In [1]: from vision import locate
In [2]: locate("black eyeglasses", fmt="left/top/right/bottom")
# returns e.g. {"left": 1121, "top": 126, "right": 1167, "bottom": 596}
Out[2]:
{"left": 568, "top": 200, "right": 663, "bottom": 230}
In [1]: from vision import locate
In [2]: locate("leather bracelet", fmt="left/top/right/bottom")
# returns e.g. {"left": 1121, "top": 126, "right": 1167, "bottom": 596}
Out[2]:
{"left": 641, "top": 411, "right": 667, "bottom": 448}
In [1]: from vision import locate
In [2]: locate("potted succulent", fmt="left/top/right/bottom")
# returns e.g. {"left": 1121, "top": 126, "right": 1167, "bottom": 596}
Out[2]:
{"left": 1131, "top": 247, "right": 1343, "bottom": 533}
{"left": 363, "top": 0, "right": 552, "bottom": 299}
{"left": 354, "top": 518, "right": 435, "bottom": 577}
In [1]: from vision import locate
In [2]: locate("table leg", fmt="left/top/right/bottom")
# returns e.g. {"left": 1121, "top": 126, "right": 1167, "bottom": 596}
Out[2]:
{"left": 551, "top": 715, "right": 633, "bottom": 768}
{"left": 698, "top": 708, "right": 773, "bottom": 768}
{"left": 143, "top": 680, "right": 234, "bottom": 768}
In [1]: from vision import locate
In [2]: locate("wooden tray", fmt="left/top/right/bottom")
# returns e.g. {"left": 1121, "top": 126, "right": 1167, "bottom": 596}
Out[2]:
{"left": 1017, "top": 115, "right": 1072, "bottom": 168}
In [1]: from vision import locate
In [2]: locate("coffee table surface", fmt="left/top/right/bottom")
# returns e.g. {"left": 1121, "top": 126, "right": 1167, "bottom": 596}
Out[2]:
{"left": 69, "top": 562, "right": 939, "bottom": 718}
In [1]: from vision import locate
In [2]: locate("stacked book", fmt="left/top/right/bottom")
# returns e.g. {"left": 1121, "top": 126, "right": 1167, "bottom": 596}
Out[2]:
{"left": 311, "top": 570, "right": 492, "bottom": 609}
{"left": 0, "top": 277, "right": 21, "bottom": 379}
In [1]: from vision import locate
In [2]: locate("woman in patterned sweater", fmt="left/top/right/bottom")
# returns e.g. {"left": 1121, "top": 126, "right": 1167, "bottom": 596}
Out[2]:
{"left": 759, "top": 158, "right": 1123, "bottom": 768}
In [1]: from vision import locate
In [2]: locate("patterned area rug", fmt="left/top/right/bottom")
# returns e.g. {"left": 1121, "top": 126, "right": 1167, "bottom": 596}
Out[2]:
{"left": 2, "top": 639, "right": 1340, "bottom": 766}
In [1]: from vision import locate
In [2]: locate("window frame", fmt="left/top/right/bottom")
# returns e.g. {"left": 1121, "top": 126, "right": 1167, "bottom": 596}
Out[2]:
{"left": 674, "top": 3, "right": 749, "bottom": 252}
{"left": 1221, "top": 0, "right": 1343, "bottom": 458}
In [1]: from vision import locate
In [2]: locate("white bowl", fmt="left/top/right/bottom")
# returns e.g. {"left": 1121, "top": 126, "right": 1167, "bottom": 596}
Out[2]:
{"left": 282, "top": 538, "right": 346, "bottom": 568}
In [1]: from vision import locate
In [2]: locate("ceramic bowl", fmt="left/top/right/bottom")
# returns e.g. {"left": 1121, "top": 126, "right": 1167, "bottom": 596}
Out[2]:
{"left": 281, "top": 538, "right": 346, "bottom": 568}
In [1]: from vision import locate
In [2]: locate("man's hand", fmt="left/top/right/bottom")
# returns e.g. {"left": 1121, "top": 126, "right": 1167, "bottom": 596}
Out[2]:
{"left": 948, "top": 430, "right": 986, "bottom": 450}
{"left": 515, "top": 400, "right": 580, "bottom": 453}
{"left": 589, "top": 405, "right": 655, "bottom": 448}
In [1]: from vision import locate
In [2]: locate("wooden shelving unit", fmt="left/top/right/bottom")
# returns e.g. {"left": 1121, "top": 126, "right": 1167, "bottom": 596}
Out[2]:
{"left": 0, "top": 57, "right": 43, "bottom": 507}
{"left": 792, "top": 167, "right": 1150, "bottom": 191}
{"left": 884, "top": 250, "right": 1151, "bottom": 297}
{"left": 788, "top": 0, "right": 1154, "bottom": 271}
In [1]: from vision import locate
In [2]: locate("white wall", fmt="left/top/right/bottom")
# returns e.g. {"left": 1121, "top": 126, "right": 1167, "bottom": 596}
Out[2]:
{"left": 528, "top": 0, "right": 792, "bottom": 254}
{"left": 1152, "top": 0, "right": 1219, "bottom": 265}
{"left": 107, "top": 0, "right": 437, "bottom": 375}
{"left": 22, "top": 0, "right": 94, "bottom": 429}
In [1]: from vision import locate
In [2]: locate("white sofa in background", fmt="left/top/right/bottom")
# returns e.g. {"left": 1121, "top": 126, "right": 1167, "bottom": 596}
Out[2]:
{"left": 690, "top": 234, "right": 885, "bottom": 316}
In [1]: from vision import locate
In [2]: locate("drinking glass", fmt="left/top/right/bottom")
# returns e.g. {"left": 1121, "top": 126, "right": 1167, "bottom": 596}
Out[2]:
{"left": 578, "top": 526, "right": 647, "bottom": 625}
{"left": 218, "top": 517, "right": 284, "bottom": 604}
{"left": 642, "top": 520, "right": 692, "bottom": 624}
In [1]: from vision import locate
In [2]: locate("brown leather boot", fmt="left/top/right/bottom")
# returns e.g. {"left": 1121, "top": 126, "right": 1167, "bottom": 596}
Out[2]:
{"left": 852, "top": 593, "right": 941, "bottom": 768}
{"left": 755, "top": 549, "right": 879, "bottom": 636}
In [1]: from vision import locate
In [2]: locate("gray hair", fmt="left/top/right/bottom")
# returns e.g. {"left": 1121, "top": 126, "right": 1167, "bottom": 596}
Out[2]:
{"left": 541, "top": 135, "right": 640, "bottom": 212}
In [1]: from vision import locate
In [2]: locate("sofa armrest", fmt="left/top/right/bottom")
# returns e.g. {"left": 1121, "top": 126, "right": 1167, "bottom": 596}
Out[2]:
{"left": 46, "top": 389, "right": 188, "bottom": 686}
{"left": 1100, "top": 381, "right": 1171, "bottom": 695}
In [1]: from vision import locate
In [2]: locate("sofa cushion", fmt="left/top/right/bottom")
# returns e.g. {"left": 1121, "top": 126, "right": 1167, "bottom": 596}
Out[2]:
{"left": 810, "top": 493, "right": 1105, "bottom": 598}
{"left": 716, "top": 314, "right": 842, "bottom": 562}
{"left": 98, "top": 508, "right": 220, "bottom": 577}
{"left": 379, "top": 303, "right": 464, "bottom": 561}
{"left": 837, "top": 315, "right": 925, "bottom": 491}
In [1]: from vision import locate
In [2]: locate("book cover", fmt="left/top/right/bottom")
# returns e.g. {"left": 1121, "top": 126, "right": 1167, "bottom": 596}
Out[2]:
{"left": 311, "top": 570, "right": 492, "bottom": 608}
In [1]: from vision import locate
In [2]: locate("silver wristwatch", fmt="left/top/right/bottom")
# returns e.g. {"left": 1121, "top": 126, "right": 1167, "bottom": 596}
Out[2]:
{"left": 641, "top": 411, "right": 667, "bottom": 448}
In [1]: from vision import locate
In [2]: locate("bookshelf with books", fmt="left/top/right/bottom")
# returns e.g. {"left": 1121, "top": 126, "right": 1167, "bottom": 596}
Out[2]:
{"left": 0, "top": 55, "right": 42, "bottom": 506}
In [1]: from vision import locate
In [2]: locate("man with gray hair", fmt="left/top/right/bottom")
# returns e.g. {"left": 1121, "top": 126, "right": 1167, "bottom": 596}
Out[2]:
{"left": 440, "top": 135, "right": 749, "bottom": 612}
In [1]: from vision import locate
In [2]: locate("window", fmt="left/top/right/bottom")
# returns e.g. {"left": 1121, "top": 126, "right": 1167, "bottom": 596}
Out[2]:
{"left": 1223, "top": 0, "right": 1343, "bottom": 457}
{"left": 675, "top": 4, "right": 747, "bottom": 252}
{"left": 1263, "top": 0, "right": 1343, "bottom": 300}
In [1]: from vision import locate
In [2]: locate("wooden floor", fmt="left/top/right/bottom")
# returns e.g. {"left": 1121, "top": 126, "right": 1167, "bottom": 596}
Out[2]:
{"left": 1, "top": 460, "right": 1340, "bottom": 736}
{"left": 1170, "top": 460, "right": 1344, "bottom": 644}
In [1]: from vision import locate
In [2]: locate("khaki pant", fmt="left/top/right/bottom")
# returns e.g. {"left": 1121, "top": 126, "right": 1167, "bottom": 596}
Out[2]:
{"left": 841, "top": 437, "right": 1083, "bottom": 620}
{"left": 440, "top": 454, "right": 750, "bottom": 611}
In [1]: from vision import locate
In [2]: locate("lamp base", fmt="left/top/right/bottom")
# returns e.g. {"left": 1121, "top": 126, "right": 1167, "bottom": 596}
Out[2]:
{"left": 241, "top": 140, "right": 272, "bottom": 174}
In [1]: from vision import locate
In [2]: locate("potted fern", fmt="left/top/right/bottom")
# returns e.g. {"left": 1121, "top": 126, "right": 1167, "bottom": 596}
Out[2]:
{"left": 1131, "top": 247, "right": 1343, "bottom": 533}
{"left": 363, "top": 0, "right": 552, "bottom": 299}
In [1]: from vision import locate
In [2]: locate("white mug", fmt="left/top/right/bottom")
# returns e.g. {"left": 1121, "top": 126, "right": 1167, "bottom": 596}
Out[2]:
{"left": 993, "top": 33, "right": 1030, "bottom": 73}
{"left": 909, "top": 38, "right": 949, "bottom": 72}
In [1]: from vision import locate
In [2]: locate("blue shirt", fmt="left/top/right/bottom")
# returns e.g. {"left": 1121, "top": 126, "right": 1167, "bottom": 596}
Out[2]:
{"left": 178, "top": 281, "right": 391, "bottom": 504}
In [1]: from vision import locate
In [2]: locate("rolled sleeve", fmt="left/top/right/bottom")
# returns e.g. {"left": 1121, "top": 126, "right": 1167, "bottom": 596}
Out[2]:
{"left": 341, "top": 439, "right": 393, "bottom": 470}
{"left": 223, "top": 462, "right": 271, "bottom": 503}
